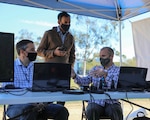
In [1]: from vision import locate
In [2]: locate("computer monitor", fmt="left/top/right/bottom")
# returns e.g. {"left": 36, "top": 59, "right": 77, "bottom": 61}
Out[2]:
{"left": 0, "top": 32, "right": 14, "bottom": 82}
{"left": 32, "top": 62, "right": 71, "bottom": 91}
{"left": 117, "top": 66, "right": 148, "bottom": 90}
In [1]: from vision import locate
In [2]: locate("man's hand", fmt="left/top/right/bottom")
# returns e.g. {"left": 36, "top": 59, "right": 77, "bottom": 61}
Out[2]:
{"left": 53, "top": 47, "right": 67, "bottom": 56}
{"left": 89, "top": 68, "right": 107, "bottom": 78}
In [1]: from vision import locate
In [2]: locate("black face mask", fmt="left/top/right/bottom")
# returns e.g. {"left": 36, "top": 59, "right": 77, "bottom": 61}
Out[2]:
{"left": 100, "top": 57, "right": 110, "bottom": 66}
{"left": 61, "top": 24, "right": 70, "bottom": 32}
{"left": 27, "top": 52, "right": 37, "bottom": 61}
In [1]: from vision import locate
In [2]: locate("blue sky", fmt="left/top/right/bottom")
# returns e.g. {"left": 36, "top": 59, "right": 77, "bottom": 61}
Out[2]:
{"left": 0, "top": 2, "right": 150, "bottom": 60}
{"left": 0, "top": 3, "right": 59, "bottom": 37}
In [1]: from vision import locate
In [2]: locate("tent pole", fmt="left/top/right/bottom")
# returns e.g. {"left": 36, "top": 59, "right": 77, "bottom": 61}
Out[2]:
{"left": 119, "top": 20, "right": 122, "bottom": 66}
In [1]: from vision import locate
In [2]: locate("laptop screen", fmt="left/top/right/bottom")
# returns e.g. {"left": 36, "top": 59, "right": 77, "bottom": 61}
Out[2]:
{"left": 117, "top": 66, "right": 148, "bottom": 90}
{"left": 32, "top": 62, "right": 71, "bottom": 91}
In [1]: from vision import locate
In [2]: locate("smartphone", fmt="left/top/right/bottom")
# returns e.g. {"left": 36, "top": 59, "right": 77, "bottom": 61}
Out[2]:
{"left": 58, "top": 46, "right": 67, "bottom": 51}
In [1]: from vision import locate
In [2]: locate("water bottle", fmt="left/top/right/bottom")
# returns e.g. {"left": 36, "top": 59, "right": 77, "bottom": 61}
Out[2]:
{"left": 101, "top": 76, "right": 107, "bottom": 90}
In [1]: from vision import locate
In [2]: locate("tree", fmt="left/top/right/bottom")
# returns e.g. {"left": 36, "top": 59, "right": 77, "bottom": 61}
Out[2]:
{"left": 14, "top": 29, "right": 33, "bottom": 58}
{"left": 122, "top": 57, "right": 136, "bottom": 66}
{"left": 71, "top": 15, "right": 122, "bottom": 75}
{"left": 15, "top": 29, "right": 34, "bottom": 43}
{"left": 14, "top": 29, "right": 41, "bottom": 58}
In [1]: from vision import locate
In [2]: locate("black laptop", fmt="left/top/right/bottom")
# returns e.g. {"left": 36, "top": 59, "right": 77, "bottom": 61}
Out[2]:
{"left": 117, "top": 66, "right": 148, "bottom": 91}
{"left": 31, "top": 62, "right": 71, "bottom": 92}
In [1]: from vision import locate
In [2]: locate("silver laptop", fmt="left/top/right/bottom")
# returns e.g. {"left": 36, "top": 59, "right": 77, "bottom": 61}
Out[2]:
{"left": 31, "top": 62, "right": 71, "bottom": 92}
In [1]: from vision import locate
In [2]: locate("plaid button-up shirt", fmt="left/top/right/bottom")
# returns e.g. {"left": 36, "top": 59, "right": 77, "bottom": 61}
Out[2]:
{"left": 2, "top": 58, "right": 33, "bottom": 88}
{"left": 75, "top": 64, "right": 120, "bottom": 106}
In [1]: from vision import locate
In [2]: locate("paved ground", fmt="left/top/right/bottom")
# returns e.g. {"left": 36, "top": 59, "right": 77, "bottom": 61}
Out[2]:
{"left": 0, "top": 99, "right": 150, "bottom": 120}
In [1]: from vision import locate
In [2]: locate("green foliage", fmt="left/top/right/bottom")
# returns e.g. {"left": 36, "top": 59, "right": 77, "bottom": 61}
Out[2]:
{"left": 15, "top": 29, "right": 34, "bottom": 43}
{"left": 14, "top": 29, "right": 41, "bottom": 60}
{"left": 72, "top": 15, "right": 120, "bottom": 62}
{"left": 86, "top": 60, "right": 99, "bottom": 71}
{"left": 71, "top": 15, "right": 127, "bottom": 75}
{"left": 122, "top": 57, "right": 136, "bottom": 66}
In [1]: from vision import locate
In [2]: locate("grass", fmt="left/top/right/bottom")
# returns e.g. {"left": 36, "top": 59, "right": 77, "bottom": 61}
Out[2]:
{"left": 0, "top": 99, "right": 150, "bottom": 120}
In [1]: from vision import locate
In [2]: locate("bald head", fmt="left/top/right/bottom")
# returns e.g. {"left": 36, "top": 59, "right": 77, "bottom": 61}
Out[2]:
{"left": 100, "top": 47, "right": 114, "bottom": 56}
{"left": 99, "top": 47, "right": 114, "bottom": 68}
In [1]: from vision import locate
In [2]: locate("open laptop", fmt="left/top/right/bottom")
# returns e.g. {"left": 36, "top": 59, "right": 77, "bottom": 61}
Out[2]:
{"left": 31, "top": 62, "right": 71, "bottom": 92}
{"left": 117, "top": 66, "right": 148, "bottom": 92}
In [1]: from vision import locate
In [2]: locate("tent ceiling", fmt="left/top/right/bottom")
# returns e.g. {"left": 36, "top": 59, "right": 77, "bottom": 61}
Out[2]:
{"left": 0, "top": 0, "right": 150, "bottom": 20}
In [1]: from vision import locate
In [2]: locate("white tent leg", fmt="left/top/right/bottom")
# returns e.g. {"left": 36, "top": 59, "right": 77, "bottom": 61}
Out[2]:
{"left": 119, "top": 20, "right": 122, "bottom": 66}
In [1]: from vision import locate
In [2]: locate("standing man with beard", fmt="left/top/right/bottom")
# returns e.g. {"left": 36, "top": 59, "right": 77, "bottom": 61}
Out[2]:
{"left": 71, "top": 47, "right": 123, "bottom": 120}
{"left": 37, "top": 11, "right": 75, "bottom": 105}
{"left": 37, "top": 11, "right": 75, "bottom": 66}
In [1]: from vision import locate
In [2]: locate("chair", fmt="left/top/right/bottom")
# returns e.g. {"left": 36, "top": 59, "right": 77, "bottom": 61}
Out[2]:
{"left": 3, "top": 105, "right": 7, "bottom": 120}
{"left": 81, "top": 101, "right": 111, "bottom": 120}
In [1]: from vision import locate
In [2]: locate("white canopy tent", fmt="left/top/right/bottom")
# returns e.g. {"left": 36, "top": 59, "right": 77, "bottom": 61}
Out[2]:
{"left": 132, "top": 18, "right": 150, "bottom": 80}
